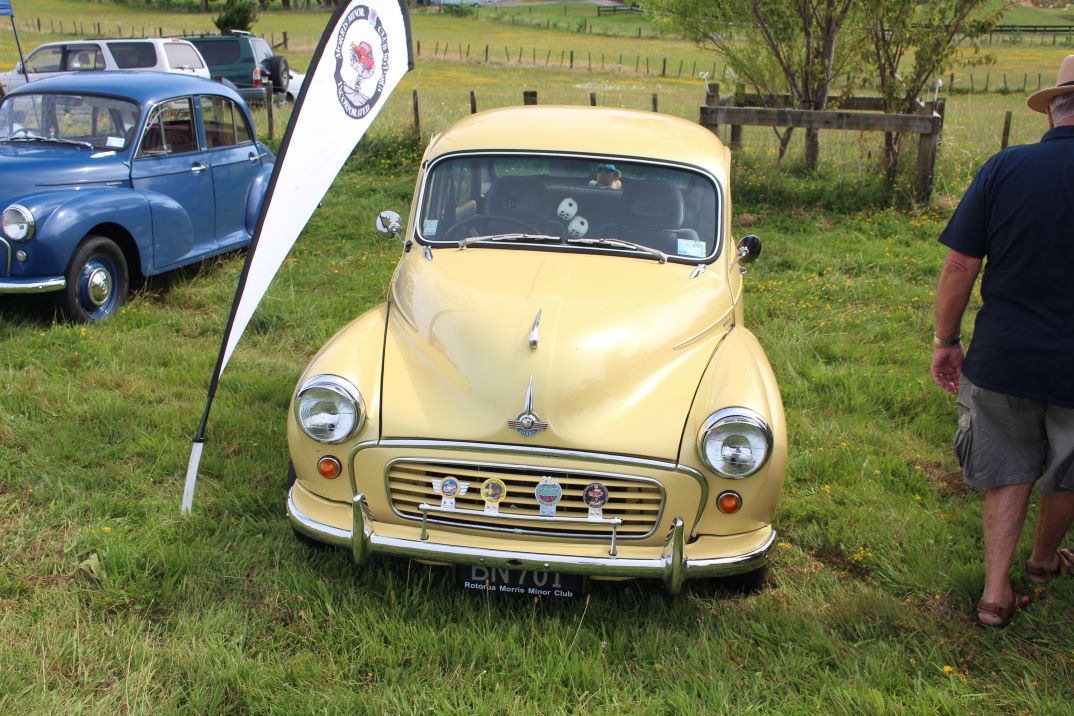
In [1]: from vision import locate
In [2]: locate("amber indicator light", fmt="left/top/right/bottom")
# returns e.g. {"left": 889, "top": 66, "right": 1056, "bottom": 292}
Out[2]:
{"left": 317, "top": 456, "right": 342, "bottom": 479}
{"left": 717, "top": 491, "right": 742, "bottom": 514}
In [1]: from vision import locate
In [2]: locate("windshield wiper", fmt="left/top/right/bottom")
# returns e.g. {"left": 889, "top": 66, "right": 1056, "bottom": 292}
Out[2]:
{"left": 4, "top": 134, "right": 94, "bottom": 149}
{"left": 457, "top": 233, "right": 561, "bottom": 249}
{"left": 567, "top": 237, "right": 668, "bottom": 263}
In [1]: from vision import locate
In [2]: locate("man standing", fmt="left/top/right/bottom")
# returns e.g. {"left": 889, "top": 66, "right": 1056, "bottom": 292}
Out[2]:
{"left": 932, "top": 55, "right": 1074, "bottom": 628}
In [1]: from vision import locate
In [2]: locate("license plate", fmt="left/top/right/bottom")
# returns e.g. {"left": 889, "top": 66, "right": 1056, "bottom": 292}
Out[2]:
{"left": 456, "top": 565, "right": 584, "bottom": 598}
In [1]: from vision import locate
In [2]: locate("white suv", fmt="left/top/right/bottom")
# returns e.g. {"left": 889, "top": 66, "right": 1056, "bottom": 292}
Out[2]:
{"left": 0, "top": 39, "right": 210, "bottom": 94}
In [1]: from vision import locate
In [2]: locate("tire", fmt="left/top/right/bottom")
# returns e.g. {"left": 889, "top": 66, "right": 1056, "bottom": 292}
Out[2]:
{"left": 716, "top": 566, "right": 768, "bottom": 594}
{"left": 265, "top": 55, "right": 290, "bottom": 93}
{"left": 59, "top": 236, "right": 128, "bottom": 323}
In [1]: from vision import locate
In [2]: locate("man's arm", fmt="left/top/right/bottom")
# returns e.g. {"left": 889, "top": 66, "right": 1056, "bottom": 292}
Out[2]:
{"left": 931, "top": 248, "right": 983, "bottom": 394}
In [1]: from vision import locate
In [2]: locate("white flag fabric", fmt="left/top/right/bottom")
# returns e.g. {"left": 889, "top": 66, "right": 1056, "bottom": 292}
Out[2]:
{"left": 182, "top": 0, "right": 413, "bottom": 513}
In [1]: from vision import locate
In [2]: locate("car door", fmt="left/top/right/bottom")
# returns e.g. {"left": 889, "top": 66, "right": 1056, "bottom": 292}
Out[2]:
{"left": 129, "top": 97, "right": 217, "bottom": 270}
{"left": 200, "top": 94, "right": 261, "bottom": 247}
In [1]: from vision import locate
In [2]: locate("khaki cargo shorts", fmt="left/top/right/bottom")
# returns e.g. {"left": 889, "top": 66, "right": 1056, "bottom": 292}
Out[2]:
{"left": 955, "top": 377, "right": 1074, "bottom": 495}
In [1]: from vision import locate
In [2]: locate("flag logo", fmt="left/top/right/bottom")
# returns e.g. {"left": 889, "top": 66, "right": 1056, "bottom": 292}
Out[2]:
{"left": 333, "top": 4, "right": 389, "bottom": 119}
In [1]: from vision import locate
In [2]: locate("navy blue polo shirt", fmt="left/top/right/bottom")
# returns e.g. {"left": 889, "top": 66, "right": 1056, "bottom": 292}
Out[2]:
{"left": 939, "top": 124, "right": 1074, "bottom": 407}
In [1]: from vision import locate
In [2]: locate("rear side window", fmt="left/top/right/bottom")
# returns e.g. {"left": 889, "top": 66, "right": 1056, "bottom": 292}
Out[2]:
{"left": 64, "top": 45, "right": 105, "bottom": 71}
{"left": 191, "top": 39, "right": 241, "bottom": 65}
{"left": 138, "top": 98, "right": 198, "bottom": 157}
{"left": 202, "top": 95, "right": 253, "bottom": 148}
{"left": 164, "top": 43, "right": 205, "bottom": 70}
{"left": 108, "top": 42, "right": 157, "bottom": 69}
{"left": 251, "top": 38, "right": 272, "bottom": 64}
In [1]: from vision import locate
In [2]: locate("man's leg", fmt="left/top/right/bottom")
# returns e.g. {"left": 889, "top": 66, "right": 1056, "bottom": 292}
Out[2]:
{"left": 1027, "top": 491, "right": 1074, "bottom": 571}
{"left": 979, "top": 483, "right": 1034, "bottom": 626}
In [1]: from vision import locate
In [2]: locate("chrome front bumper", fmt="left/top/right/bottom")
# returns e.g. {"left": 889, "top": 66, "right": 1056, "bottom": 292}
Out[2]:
{"left": 287, "top": 489, "right": 775, "bottom": 594}
{"left": 0, "top": 276, "right": 66, "bottom": 294}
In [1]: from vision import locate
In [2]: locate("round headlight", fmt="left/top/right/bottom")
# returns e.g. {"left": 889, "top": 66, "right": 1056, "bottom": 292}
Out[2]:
{"left": 294, "top": 375, "right": 365, "bottom": 443}
{"left": 2, "top": 204, "right": 35, "bottom": 241}
{"left": 697, "top": 408, "right": 772, "bottom": 478}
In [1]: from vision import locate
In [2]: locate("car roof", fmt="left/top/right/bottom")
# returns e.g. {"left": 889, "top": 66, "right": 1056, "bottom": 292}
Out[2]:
{"left": 5, "top": 70, "right": 244, "bottom": 105}
{"left": 424, "top": 106, "right": 731, "bottom": 183}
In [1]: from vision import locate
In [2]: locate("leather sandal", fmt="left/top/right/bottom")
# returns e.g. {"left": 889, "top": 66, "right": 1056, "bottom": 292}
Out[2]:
{"left": 1025, "top": 548, "right": 1074, "bottom": 584}
{"left": 973, "top": 593, "right": 1031, "bottom": 629}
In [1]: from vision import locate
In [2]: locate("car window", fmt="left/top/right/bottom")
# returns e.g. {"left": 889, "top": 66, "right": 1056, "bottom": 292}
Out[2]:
{"left": 251, "top": 38, "right": 273, "bottom": 63}
{"left": 107, "top": 42, "right": 157, "bottom": 69}
{"left": 419, "top": 155, "right": 720, "bottom": 261}
{"left": 138, "top": 98, "right": 198, "bottom": 157}
{"left": 190, "top": 39, "right": 241, "bottom": 65}
{"left": 25, "top": 45, "right": 63, "bottom": 73}
{"left": 164, "top": 43, "right": 205, "bottom": 70}
{"left": 63, "top": 45, "right": 105, "bottom": 71}
{"left": 202, "top": 95, "right": 253, "bottom": 148}
{"left": 0, "top": 93, "right": 139, "bottom": 150}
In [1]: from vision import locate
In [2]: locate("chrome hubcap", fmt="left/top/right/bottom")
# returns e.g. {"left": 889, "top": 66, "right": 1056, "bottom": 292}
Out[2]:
{"left": 86, "top": 267, "right": 112, "bottom": 307}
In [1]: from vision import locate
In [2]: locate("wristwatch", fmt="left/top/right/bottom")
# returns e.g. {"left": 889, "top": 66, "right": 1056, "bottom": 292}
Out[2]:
{"left": 933, "top": 334, "right": 961, "bottom": 348}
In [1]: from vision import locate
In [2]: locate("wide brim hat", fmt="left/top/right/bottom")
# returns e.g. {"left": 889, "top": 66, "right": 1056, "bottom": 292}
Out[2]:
{"left": 1027, "top": 55, "right": 1074, "bottom": 113}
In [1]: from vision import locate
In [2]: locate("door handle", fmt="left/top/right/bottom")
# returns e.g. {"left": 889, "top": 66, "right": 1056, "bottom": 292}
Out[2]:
{"left": 191, "top": 162, "right": 207, "bottom": 175}
{"left": 248, "top": 152, "right": 258, "bottom": 163}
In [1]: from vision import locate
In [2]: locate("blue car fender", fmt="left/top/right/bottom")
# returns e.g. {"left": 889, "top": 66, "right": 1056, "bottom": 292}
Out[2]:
{"left": 13, "top": 189, "right": 153, "bottom": 278}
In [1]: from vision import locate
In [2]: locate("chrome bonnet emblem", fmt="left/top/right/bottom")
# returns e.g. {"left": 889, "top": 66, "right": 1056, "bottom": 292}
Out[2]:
{"left": 507, "top": 376, "right": 549, "bottom": 437}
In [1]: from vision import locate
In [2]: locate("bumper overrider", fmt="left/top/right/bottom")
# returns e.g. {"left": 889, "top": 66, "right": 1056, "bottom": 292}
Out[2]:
{"left": 287, "top": 487, "right": 776, "bottom": 594}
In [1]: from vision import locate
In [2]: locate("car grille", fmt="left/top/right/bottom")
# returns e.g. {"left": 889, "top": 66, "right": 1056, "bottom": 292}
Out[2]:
{"left": 386, "top": 459, "right": 664, "bottom": 539}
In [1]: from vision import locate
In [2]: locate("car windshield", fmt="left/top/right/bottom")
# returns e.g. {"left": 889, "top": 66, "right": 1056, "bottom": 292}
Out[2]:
{"left": 418, "top": 155, "right": 720, "bottom": 261}
{"left": 0, "top": 93, "right": 140, "bottom": 151}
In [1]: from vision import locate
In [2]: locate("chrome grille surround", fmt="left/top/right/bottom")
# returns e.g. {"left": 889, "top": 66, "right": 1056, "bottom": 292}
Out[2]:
{"left": 385, "top": 456, "right": 666, "bottom": 540}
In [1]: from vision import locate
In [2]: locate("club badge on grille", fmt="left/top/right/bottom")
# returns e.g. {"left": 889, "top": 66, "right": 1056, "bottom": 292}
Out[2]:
{"left": 508, "top": 376, "right": 548, "bottom": 438}
{"left": 480, "top": 478, "right": 507, "bottom": 515}
{"left": 582, "top": 482, "right": 610, "bottom": 520}
{"left": 534, "top": 476, "right": 563, "bottom": 517}
{"left": 433, "top": 477, "right": 468, "bottom": 510}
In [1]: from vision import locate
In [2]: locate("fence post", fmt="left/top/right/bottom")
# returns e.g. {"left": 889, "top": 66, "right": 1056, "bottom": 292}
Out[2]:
{"left": 651, "top": 93, "right": 658, "bottom": 112}
{"left": 570, "top": 50, "right": 574, "bottom": 69}
{"left": 282, "top": 32, "right": 288, "bottom": 50}
{"left": 914, "top": 101, "right": 941, "bottom": 203}
{"left": 589, "top": 92, "right": 597, "bottom": 106}
{"left": 470, "top": 90, "right": 477, "bottom": 114}
{"left": 1001, "top": 110, "right": 1012, "bottom": 149}
{"left": 265, "top": 87, "right": 274, "bottom": 141}
{"left": 523, "top": 90, "right": 538, "bottom": 105}
{"left": 412, "top": 88, "right": 421, "bottom": 139}
{"left": 661, "top": 57, "right": 666, "bottom": 77}
{"left": 703, "top": 83, "right": 720, "bottom": 135}
{"left": 730, "top": 82, "right": 744, "bottom": 149}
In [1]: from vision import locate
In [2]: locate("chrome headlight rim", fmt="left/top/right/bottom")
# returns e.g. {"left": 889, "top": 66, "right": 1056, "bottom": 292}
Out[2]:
{"left": 696, "top": 406, "right": 773, "bottom": 479}
{"left": 2, "top": 204, "right": 35, "bottom": 241}
{"left": 293, "top": 374, "right": 366, "bottom": 444}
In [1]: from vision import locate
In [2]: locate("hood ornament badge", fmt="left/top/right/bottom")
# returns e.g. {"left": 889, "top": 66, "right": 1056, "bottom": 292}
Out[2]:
{"left": 528, "top": 309, "right": 542, "bottom": 350}
{"left": 507, "top": 377, "right": 549, "bottom": 437}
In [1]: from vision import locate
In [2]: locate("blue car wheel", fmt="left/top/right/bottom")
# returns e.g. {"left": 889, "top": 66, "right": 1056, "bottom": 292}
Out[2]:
{"left": 60, "top": 236, "right": 129, "bottom": 323}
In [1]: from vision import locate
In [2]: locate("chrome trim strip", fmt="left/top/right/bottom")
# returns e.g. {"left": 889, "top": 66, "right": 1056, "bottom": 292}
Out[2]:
{"left": 357, "top": 439, "right": 709, "bottom": 536}
{"left": 672, "top": 312, "right": 733, "bottom": 351}
{"left": 0, "top": 276, "right": 67, "bottom": 294}
{"left": 287, "top": 488, "right": 774, "bottom": 594}
{"left": 383, "top": 455, "right": 665, "bottom": 540}
{"left": 0, "top": 235, "right": 10, "bottom": 275}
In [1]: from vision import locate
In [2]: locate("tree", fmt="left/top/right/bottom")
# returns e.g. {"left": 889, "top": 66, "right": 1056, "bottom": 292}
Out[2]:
{"left": 214, "top": 0, "right": 259, "bottom": 33}
{"left": 862, "top": 0, "right": 1009, "bottom": 177}
{"left": 645, "top": 0, "right": 857, "bottom": 170}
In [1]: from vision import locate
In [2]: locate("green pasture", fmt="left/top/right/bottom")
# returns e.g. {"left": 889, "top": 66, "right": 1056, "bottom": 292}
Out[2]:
{"left": 2, "top": 2, "right": 1074, "bottom": 712}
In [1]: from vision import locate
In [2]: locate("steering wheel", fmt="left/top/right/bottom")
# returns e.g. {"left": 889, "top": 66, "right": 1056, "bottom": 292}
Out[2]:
{"left": 441, "top": 214, "right": 541, "bottom": 244}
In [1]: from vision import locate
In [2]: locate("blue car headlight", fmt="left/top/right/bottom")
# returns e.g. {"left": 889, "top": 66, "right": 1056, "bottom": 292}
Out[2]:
{"left": 2, "top": 204, "right": 34, "bottom": 241}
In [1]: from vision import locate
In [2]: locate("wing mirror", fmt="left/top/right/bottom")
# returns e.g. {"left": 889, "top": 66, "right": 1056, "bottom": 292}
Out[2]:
{"left": 375, "top": 210, "right": 402, "bottom": 239}
{"left": 734, "top": 235, "right": 762, "bottom": 274}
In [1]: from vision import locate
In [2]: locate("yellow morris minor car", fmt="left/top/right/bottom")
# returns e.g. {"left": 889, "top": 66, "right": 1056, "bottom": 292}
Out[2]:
{"left": 285, "top": 106, "right": 785, "bottom": 595}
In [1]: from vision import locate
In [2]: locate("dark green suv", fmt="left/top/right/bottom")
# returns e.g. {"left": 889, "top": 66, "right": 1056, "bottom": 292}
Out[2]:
{"left": 188, "top": 31, "right": 299, "bottom": 105}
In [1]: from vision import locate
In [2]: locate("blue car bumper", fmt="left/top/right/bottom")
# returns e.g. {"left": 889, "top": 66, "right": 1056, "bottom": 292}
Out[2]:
{"left": 0, "top": 276, "right": 66, "bottom": 294}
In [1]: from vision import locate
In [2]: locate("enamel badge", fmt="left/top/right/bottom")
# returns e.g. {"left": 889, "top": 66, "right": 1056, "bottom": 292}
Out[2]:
{"left": 534, "top": 476, "right": 563, "bottom": 517}
{"left": 480, "top": 478, "right": 507, "bottom": 515}
{"left": 582, "top": 482, "right": 610, "bottom": 521}
{"left": 433, "top": 477, "right": 468, "bottom": 510}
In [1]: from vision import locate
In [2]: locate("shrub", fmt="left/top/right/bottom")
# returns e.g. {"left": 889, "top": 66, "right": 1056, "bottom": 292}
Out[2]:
{"left": 214, "top": 0, "right": 259, "bottom": 33}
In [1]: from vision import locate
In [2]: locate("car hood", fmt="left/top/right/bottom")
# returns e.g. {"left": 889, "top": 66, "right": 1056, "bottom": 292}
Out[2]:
{"left": 380, "top": 246, "right": 734, "bottom": 461}
{"left": 0, "top": 144, "right": 129, "bottom": 198}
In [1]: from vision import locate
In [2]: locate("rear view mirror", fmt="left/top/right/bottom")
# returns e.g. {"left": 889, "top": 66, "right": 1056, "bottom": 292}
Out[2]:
{"left": 736, "top": 235, "right": 762, "bottom": 264}
{"left": 375, "top": 210, "right": 402, "bottom": 239}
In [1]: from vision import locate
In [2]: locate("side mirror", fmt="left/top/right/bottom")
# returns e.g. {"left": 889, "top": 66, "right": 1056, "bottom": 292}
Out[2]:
{"left": 375, "top": 210, "right": 402, "bottom": 239}
{"left": 15, "top": 62, "right": 22, "bottom": 74}
{"left": 736, "top": 235, "right": 762, "bottom": 264}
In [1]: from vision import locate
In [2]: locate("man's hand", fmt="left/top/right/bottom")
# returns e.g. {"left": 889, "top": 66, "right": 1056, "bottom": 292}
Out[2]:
{"left": 931, "top": 344, "right": 965, "bottom": 394}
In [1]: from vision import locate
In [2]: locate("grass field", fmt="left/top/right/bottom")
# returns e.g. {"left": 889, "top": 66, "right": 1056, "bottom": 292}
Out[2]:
{"left": 2, "top": 2, "right": 1074, "bottom": 713}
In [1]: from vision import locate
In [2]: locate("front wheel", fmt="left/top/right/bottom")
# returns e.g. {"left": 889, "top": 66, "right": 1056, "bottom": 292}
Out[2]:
{"left": 59, "top": 236, "right": 128, "bottom": 323}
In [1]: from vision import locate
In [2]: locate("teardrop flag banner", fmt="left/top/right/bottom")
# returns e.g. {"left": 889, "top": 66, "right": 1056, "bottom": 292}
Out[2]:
{"left": 182, "top": 0, "right": 413, "bottom": 513}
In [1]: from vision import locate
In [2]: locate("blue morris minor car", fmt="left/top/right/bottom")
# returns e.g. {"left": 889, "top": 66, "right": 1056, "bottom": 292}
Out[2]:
{"left": 0, "top": 72, "right": 274, "bottom": 321}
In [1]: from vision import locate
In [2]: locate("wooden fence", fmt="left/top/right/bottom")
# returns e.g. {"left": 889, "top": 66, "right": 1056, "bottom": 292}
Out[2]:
{"left": 700, "top": 88, "right": 945, "bottom": 202}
